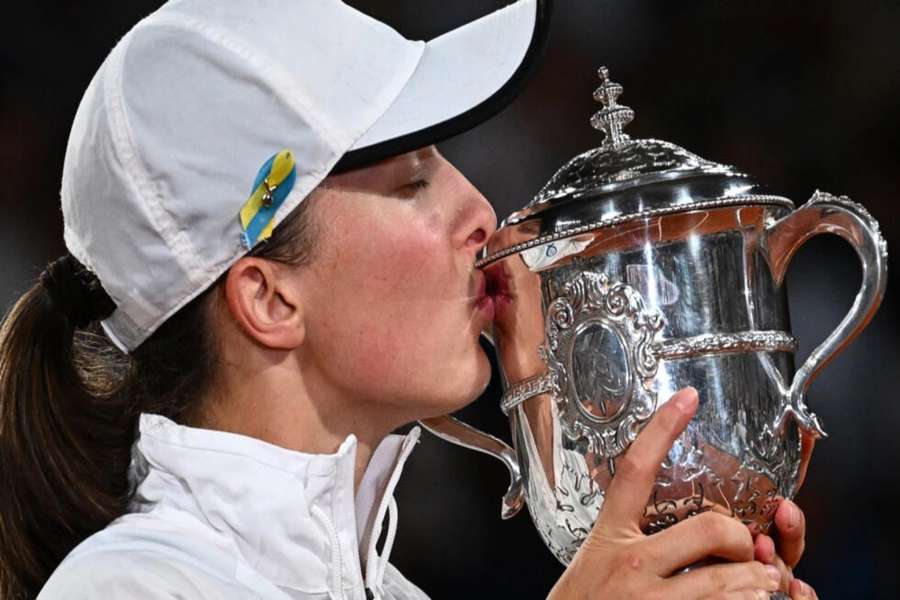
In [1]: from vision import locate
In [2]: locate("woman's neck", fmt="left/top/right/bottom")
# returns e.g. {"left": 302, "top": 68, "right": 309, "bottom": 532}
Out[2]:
{"left": 197, "top": 349, "right": 401, "bottom": 493}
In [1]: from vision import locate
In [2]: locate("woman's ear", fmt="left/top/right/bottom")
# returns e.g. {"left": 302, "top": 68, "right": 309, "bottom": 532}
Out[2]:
{"left": 223, "top": 257, "right": 305, "bottom": 350}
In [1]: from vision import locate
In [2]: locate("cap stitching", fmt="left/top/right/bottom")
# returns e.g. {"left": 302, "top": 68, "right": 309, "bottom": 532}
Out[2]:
{"left": 143, "top": 11, "right": 346, "bottom": 152}
{"left": 103, "top": 30, "right": 208, "bottom": 285}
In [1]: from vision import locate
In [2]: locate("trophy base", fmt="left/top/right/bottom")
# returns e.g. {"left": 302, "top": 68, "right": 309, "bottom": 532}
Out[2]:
{"left": 771, "top": 593, "right": 790, "bottom": 600}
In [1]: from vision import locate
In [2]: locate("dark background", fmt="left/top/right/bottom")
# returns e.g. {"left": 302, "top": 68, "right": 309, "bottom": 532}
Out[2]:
{"left": 2, "top": 1, "right": 899, "bottom": 597}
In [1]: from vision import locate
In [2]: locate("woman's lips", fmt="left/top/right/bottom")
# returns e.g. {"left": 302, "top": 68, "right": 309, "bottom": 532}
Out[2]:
{"left": 475, "top": 293, "right": 495, "bottom": 320}
{"left": 482, "top": 265, "right": 512, "bottom": 318}
{"left": 472, "top": 271, "right": 495, "bottom": 320}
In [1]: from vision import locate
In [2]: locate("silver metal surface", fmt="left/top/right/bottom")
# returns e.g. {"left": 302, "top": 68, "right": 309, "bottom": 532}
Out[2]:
{"left": 541, "top": 271, "right": 663, "bottom": 461}
{"left": 501, "top": 330, "right": 798, "bottom": 415}
{"left": 591, "top": 66, "right": 635, "bottom": 149}
{"left": 485, "top": 192, "right": 886, "bottom": 565}
{"left": 652, "top": 331, "right": 798, "bottom": 361}
{"left": 477, "top": 194, "right": 794, "bottom": 268}
{"left": 506, "top": 66, "right": 774, "bottom": 234}
{"left": 501, "top": 373, "right": 554, "bottom": 416}
{"left": 418, "top": 414, "right": 525, "bottom": 520}
{"left": 422, "top": 67, "right": 889, "bottom": 582}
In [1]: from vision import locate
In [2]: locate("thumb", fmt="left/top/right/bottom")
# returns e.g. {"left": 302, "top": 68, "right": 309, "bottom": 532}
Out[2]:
{"left": 594, "top": 388, "right": 699, "bottom": 533}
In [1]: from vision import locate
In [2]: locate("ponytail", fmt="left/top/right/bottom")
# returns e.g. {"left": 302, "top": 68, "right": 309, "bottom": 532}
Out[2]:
{"left": 0, "top": 195, "right": 319, "bottom": 598}
{"left": 0, "top": 256, "right": 130, "bottom": 599}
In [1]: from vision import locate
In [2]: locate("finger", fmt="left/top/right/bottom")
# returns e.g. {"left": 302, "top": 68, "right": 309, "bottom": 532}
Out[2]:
{"left": 644, "top": 512, "right": 755, "bottom": 575}
{"left": 762, "top": 551, "right": 792, "bottom": 594}
{"left": 697, "top": 594, "right": 769, "bottom": 600}
{"left": 661, "top": 561, "right": 780, "bottom": 598}
{"left": 773, "top": 499, "right": 806, "bottom": 567}
{"left": 702, "top": 594, "right": 770, "bottom": 600}
{"left": 754, "top": 533, "right": 775, "bottom": 564}
{"left": 754, "top": 532, "right": 795, "bottom": 593}
{"left": 598, "top": 387, "right": 699, "bottom": 529}
{"left": 794, "top": 432, "right": 816, "bottom": 489}
{"left": 790, "top": 578, "right": 818, "bottom": 600}
{"left": 755, "top": 527, "right": 794, "bottom": 591}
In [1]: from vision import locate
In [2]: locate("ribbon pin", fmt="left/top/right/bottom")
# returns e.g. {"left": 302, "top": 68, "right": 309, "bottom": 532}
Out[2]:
{"left": 239, "top": 150, "right": 297, "bottom": 249}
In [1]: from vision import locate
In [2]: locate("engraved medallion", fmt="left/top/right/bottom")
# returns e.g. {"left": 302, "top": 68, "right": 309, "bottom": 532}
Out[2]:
{"left": 542, "top": 271, "right": 663, "bottom": 459}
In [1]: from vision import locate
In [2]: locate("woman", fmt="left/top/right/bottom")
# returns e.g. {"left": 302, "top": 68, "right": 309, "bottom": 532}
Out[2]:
{"left": 0, "top": 0, "right": 816, "bottom": 598}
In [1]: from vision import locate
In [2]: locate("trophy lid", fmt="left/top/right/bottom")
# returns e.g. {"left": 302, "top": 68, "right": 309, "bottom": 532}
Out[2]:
{"left": 491, "top": 68, "right": 794, "bottom": 250}
{"left": 530, "top": 67, "right": 742, "bottom": 207}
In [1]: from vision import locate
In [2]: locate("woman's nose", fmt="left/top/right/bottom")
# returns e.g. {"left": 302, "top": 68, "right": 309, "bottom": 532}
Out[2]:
{"left": 462, "top": 189, "right": 498, "bottom": 254}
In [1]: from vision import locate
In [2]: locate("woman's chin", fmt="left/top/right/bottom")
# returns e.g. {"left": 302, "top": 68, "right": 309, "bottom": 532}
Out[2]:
{"left": 454, "top": 359, "right": 493, "bottom": 411}
{"left": 407, "top": 351, "right": 493, "bottom": 419}
{"left": 470, "top": 350, "right": 494, "bottom": 394}
{"left": 419, "top": 379, "right": 490, "bottom": 420}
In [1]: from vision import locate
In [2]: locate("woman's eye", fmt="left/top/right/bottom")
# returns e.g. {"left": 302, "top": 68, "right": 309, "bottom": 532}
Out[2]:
{"left": 395, "top": 179, "right": 430, "bottom": 198}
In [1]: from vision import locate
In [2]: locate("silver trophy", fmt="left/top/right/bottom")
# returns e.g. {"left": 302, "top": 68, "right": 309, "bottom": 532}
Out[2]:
{"left": 421, "top": 67, "right": 888, "bottom": 596}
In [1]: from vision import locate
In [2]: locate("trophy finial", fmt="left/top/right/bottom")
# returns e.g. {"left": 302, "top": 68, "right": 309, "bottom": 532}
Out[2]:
{"left": 591, "top": 66, "right": 634, "bottom": 148}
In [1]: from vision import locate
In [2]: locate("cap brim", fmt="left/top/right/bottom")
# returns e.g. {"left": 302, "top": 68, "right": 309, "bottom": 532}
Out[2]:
{"left": 332, "top": 0, "right": 551, "bottom": 173}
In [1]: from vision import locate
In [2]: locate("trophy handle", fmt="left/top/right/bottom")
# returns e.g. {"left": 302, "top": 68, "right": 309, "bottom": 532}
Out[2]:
{"left": 419, "top": 330, "right": 525, "bottom": 519}
{"left": 765, "top": 191, "right": 888, "bottom": 437}
{"left": 419, "top": 332, "right": 525, "bottom": 520}
{"left": 418, "top": 414, "right": 524, "bottom": 520}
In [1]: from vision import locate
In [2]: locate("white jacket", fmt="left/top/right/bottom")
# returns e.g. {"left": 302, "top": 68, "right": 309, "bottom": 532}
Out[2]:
{"left": 39, "top": 414, "right": 428, "bottom": 600}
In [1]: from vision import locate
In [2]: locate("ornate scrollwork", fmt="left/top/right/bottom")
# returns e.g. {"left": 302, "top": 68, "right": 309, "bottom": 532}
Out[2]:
{"left": 651, "top": 331, "right": 797, "bottom": 360}
{"left": 641, "top": 433, "right": 786, "bottom": 536}
{"left": 541, "top": 271, "right": 664, "bottom": 459}
{"left": 807, "top": 190, "right": 888, "bottom": 263}
{"left": 500, "top": 373, "right": 555, "bottom": 416}
{"left": 476, "top": 195, "right": 794, "bottom": 268}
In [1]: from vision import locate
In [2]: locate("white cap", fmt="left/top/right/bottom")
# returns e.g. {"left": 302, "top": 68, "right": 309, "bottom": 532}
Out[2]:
{"left": 61, "top": 0, "right": 550, "bottom": 352}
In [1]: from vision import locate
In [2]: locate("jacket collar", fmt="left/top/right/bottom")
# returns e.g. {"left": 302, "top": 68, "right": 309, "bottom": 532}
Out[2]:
{"left": 129, "top": 413, "right": 420, "bottom": 598}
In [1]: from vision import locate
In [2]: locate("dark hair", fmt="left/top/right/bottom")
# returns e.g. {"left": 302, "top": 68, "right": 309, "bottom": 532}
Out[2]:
{"left": 0, "top": 195, "right": 320, "bottom": 599}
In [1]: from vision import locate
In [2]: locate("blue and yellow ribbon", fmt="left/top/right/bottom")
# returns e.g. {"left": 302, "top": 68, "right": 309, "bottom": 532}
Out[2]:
{"left": 240, "top": 150, "right": 297, "bottom": 249}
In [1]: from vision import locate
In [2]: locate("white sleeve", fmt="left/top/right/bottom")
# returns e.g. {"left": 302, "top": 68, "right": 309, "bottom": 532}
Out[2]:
{"left": 380, "top": 562, "right": 430, "bottom": 600}
{"left": 37, "top": 550, "right": 252, "bottom": 600}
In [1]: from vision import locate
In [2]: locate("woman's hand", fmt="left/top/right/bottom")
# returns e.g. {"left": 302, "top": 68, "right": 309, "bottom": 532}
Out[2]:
{"left": 753, "top": 500, "right": 819, "bottom": 599}
{"left": 548, "top": 388, "right": 781, "bottom": 599}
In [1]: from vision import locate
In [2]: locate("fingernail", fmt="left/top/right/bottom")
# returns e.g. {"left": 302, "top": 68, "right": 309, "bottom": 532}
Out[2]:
{"left": 765, "top": 565, "right": 781, "bottom": 589}
{"left": 788, "top": 502, "right": 801, "bottom": 528}
{"left": 797, "top": 579, "right": 812, "bottom": 599}
{"left": 674, "top": 388, "right": 698, "bottom": 412}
